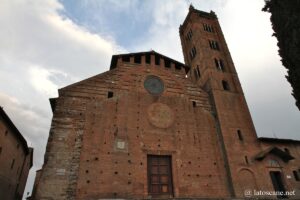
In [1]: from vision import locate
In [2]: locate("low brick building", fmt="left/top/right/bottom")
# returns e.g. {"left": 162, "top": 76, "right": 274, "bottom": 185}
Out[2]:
{"left": 0, "top": 107, "right": 33, "bottom": 200}
{"left": 32, "top": 6, "right": 300, "bottom": 199}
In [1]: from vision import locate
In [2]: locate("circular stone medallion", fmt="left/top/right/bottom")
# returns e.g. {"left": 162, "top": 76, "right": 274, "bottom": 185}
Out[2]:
{"left": 144, "top": 75, "right": 164, "bottom": 95}
{"left": 147, "top": 103, "right": 174, "bottom": 128}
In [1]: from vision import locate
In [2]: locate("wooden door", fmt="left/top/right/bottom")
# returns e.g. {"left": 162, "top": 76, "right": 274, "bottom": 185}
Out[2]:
{"left": 270, "top": 171, "right": 287, "bottom": 199}
{"left": 148, "top": 155, "right": 173, "bottom": 197}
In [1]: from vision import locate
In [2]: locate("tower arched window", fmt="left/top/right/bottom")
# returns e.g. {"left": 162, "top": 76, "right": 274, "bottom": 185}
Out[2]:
{"left": 190, "top": 47, "right": 197, "bottom": 59}
{"left": 215, "top": 58, "right": 225, "bottom": 71}
{"left": 222, "top": 80, "right": 230, "bottom": 91}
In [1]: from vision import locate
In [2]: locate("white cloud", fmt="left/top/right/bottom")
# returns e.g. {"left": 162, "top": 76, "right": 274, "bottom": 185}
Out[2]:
{"left": 132, "top": 0, "right": 189, "bottom": 60}
{"left": 29, "top": 66, "right": 59, "bottom": 96}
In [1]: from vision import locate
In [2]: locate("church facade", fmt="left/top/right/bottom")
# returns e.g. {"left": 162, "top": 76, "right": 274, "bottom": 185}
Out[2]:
{"left": 32, "top": 6, "right": 300, "bottom": 200}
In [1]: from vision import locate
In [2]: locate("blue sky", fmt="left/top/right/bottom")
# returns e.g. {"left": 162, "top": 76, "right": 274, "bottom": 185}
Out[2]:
{"left": 59, "top": 0, "right": 153, "bottom": 47}
{"left": 0, "top": 0, "right": 300, "bottom": 199}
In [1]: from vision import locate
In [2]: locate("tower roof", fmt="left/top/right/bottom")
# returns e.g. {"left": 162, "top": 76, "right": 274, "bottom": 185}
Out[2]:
{"left": 180, "top": 5, "right": 217, "bottom": 34}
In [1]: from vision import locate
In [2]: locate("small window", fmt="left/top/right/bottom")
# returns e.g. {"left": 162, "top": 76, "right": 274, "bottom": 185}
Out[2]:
{"left": 192, "top": 101, "right": 196, "bottom": 107}
{"left": 165, "top": 59, "right": 171, "bottom": 68}
{"left": 293, "top": 171, "right": 300, "bottom": 181}
{"left": 175, "top": 63, "right": 181, "bottom": 70}
{"left": 222, "top": 80, "right": 230, "bottom": 91}
{"left": 0, "top": 147, "right": 2, "bottom": 155}
{"left": 145, "top": 54, "right": 151, "bottom": 64}
{"left": 245, "top": 156, "right": 249, "bottom": 164}
{"left": 5, "top": 130, "right": 8, "bottom": 136}
{"left": 11, "top": 159, "right": 15, "bottom": 169}
{"left": 107, "top": 91, "right": 113, "bottom": 98}
{"left": 122, "top": 55, "right": 130, "bottom": 62}
{"left": 155, "top": 55, "right": 160, "bottom": 65}
{"left": 269, "top": 159, "right": 280, "bottom": 167}
{"left": 237, "top": 130, "right": 243, "bottom": 141}
{"left": 134, "top": 55, "right": 141, "bottom": 64}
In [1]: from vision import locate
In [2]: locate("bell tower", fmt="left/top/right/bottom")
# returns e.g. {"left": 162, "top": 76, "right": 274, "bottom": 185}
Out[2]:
{"left": 180, "top": 5, "right": 260, "bottom": 197}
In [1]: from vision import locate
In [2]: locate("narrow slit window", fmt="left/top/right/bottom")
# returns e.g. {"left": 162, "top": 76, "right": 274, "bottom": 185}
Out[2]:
{"left": 107, "top": 91, "right": 114, "bottom": 98}
{"left": 237, "top": 130, "right": 243, "bottom": 141}
{"left": 245, "top": 156, "right": 249, "bottom": 164}
{"left": 222, "top": 80, "right": 230, "bottom": 91}
{"left": 197, "top": 66, "right": 201, "bottom": 78}
{"left": 192, "top": 101, "right": 196, "bottom": 107}
{"left": 0, "top": 147, "right": 2, "bottom": 155}
{"left": 293, "top": 171, "right": 300, "bottom": 181}
{"left": 11, "top": 159, "right": 15, "bottom": 169}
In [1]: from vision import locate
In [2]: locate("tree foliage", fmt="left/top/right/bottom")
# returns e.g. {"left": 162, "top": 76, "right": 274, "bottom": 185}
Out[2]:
{"left": 263, "top": 0, "right": 300, "bottom": 110}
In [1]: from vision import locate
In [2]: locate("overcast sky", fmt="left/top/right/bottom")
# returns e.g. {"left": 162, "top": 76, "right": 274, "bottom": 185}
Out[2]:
{"left": 1, "top": 0, "right": 299, "bottom": 198}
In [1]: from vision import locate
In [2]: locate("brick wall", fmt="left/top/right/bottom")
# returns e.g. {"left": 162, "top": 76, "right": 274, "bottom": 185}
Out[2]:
{"left": 0, "top": 112, "right": 32, "bottom": 200}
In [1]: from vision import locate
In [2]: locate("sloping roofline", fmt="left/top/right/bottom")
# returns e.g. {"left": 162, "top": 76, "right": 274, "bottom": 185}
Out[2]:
{"left": 109, "top": 50, "right": 189, "bottom": 72}
{"left": 254, "top": 146, "right": 295, "bottom": 162}
{"left": 0, "top": 106, "right": 30, "bottom": 154}
{"left": 258, "top": 137, "right": 300, "bottom": 144}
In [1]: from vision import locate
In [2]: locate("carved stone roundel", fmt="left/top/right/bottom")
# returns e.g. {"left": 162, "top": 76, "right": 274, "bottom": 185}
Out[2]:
{"left": 144, "top": 75, "right": 164, "bottom": 95}
{"left": 147, "top": 103, "right": 174, "bottom": 128}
